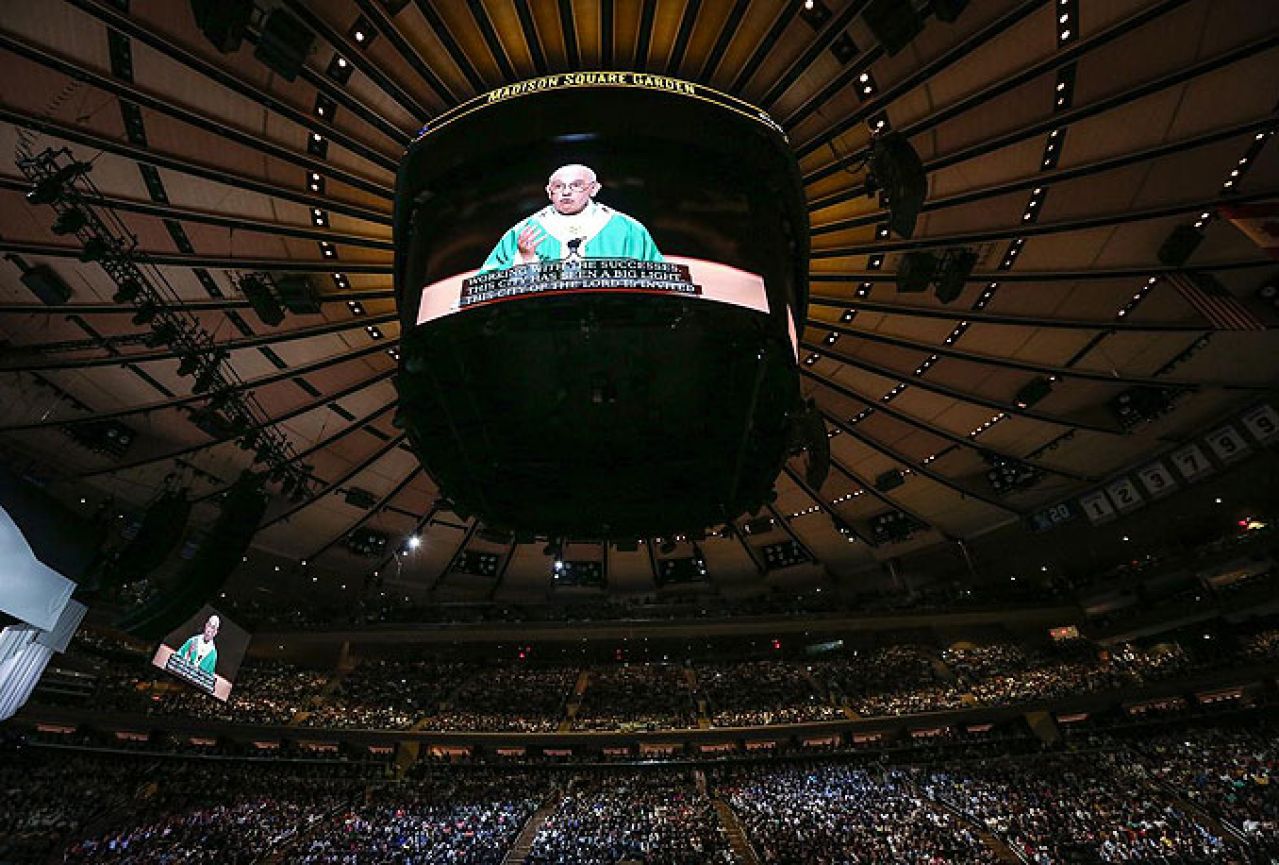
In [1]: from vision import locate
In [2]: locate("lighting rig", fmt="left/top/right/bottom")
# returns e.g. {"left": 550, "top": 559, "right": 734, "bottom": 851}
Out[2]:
{"left": 18, "top": 147, "right": 314, "bottom": 501}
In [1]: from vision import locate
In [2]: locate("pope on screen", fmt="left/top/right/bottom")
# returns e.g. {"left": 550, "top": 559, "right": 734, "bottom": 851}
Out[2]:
{"left": 480, "top": 164, "right": 662, "bottom": 271}
{"left": 175, "top": 614, "right": 219, "bottom": 674}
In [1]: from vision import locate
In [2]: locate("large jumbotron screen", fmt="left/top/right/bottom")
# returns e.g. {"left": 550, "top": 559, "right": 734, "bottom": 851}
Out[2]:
{"left": 150, "top": 605, "right": 249, "bottom": 701}
{"left": 398, "top": 73, "right": 805, "bottom": 352}
{"left": 392, "top": 74, "right": 809, "bottom": 537}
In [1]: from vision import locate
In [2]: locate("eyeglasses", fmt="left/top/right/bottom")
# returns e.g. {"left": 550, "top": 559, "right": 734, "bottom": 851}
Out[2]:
{"left": 548, "top": 180, "right": 590, "bottom": 193}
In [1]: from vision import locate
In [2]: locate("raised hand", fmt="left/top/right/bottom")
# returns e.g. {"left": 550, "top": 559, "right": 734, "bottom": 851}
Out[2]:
{"left": 516, "top": 222, "right": 545, "bottom": 263}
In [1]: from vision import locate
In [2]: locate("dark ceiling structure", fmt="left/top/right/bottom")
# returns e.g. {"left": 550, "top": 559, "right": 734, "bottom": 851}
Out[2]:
{"left": 0, "top": 0, "right": 1276, "bottom": 607}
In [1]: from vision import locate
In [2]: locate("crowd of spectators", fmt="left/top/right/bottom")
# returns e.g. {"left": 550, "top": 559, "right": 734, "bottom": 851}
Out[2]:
{"left": 572, "top": 665, "right": 698, "bottom": 731}
{"left": 719, "top": 763, "right": 999, "bottom": 864}
{"left": 429, "top": 665, "right": 577, "bottom": 732}
{"left": 922, "top": 751, "right": 1233, "bottom": 863}
{"left": 526, "top": 771, "right": 734, "bottom": 865}
{"left": 698, "top": 659, "right": 843, "bottom": 726}
{"left": 817, "top": 645, "right": 967, "bottom": 717}
{"left": 1136, "top": 725, "right": 1278, "bottom": 857}
{"left": 3, "top": 718, "right": 1276, "bottom": 863}
{"left": 294, "top": 771, "right": 550, "bottom": 864}
{"left": 302, "top": 659, "right": 466, "bottom": 730}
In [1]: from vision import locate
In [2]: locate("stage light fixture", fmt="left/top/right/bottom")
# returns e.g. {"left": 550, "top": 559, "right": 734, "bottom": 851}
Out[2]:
{"left": 131, "top": 301, "right": 158, "bottom": 325}
{"left": 112, "top": 279, "right": 142, "bottom": 303}
{"left": 26, "top": 160, "right": 92, "bottom": 205}
{"left": 51, "top": 208, "right": 88, "bottom": 235}
{"left": 78, "top": 237, "right": 110, "bottom": 263}
{"left": 143, "top": 322, "right": 178, "bottom": 348}
{"left": 869, "top": 133, "right": 926, "bottom": 238}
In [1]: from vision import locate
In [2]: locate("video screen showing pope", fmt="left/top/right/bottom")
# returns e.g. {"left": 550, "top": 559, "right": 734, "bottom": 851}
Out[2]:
{"left": 480, "top": 164, "right": 662, "bottom": 271}
{"left": 150, "top": 605, "right": 250, "bottom": 701}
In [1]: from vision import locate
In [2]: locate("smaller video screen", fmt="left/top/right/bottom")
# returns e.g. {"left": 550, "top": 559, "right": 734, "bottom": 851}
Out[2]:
{"left": 150, "top": 605, "right": 249, "bottom": 701}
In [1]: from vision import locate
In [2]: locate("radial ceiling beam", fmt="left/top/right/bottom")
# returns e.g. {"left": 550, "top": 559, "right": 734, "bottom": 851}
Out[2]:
{"left": 257, "top": 431, "right": 409, "bottom": 532}
{"left": 0, "top": 339, "right": 396, "bottom": 433}
{"left": 760, "top": 0, "right": 869, "bottom": 110}
{"left": 0, "top": 312, "right": 397, "bottom": 373}
{"left": 74, "top": 369, "right": 393, "bottom": 480}
{"left": 797, "top": 0, "right": 1194, "bottom": 165}
{"left": 807, "top": 296, "right": 1212, "bottom": 332}
{"left": 784, "top": 0, "right": 1045, "bottom": 130}
{"left": 697, "top": 0, "right": 751, "bottom": 83}
{"left": 297, "top": 466, "right": 423, "bottom": 565}
{"left": 810, "top": 259, "right": 1274, "bottom": 285}
{"left": 0, "top": 109, "right": 393, "bottom": 226}
{"left": 430, "top": 518, "right": 480, "bottom": 594}
{"left": 728, "top": 5, "right": 791, "bottom": 95}
{"left": 810, "top": 113, "right": 1278, "bottom": 217}
{"left": 411, "top": 0, "right": 489, "bottom": 92}
{"left": 280, "top": 0, "right": 434, "bottom": 121}
{"left": 192, "top": 399, "right": 401, "bottom": 505}
{"left": 462, "top": 0, "right": 518, "bottom": 82}
{"left": 0, "top": 240, "right": 393, "bottom": 275}
{"left": 819, "top": 407, "right": 1020, "bottom": 515}
{"left": 801, "top": 367, "right": 1095, "bottom": 483}
{"left": 811, "top": 188, "right": 1279, "bottom": 253}
{"left": 352, "top": 0, "right": 461, "bottom": 104}
{"left": 513, "top": 0, "right": 550, "bottom": 76}
{"left": 776, "top": 468, "right": 866, "bottom": 548}
{"left": 0, "top": 289, "right": 396, "bottom": 317}
{"left": 634, "top": 0, "right": 658, "bottom": 71}
{"left": 66, "top": 0, "right": 408, "bottom": 159}
{"left": 663, "top": 0, "right": 702, "bottom": 76}
{"left": 0, "top": 32, "right": 395, "bottom": 196}
{"left": 806, "top": 29, "right": 1279, "bottom": 185}
{"left": 557, "top": 0, "right": 581, "bottom": 70}
{"left": 812, "top": 321, "right": 1267, "bottom": 391}
{"left": 0, "top": 177, "right": 392, "bottom": 251}
{"left": 800, "top": 340, "right": 1123, "bottom": 435}
{"left": 821, "top": 448, "right": 943, "bottom": 535}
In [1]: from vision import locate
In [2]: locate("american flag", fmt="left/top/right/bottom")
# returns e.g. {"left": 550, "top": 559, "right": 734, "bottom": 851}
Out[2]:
{"left": 1166, "top": 270, "right": 1265, "bottom": 331}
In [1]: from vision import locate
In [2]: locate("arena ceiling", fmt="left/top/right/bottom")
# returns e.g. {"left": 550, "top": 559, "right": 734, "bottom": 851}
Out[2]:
{"left": 0, "top": 0, "right": 1276, "bottom": 606}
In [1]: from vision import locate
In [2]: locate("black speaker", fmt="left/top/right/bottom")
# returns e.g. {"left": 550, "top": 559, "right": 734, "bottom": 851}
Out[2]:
{"left": 931, "top": 0, "right": 970, "bottom": 23}
{"left": 870, "top": 133, "right": 927, "bottom": 239}
{"left": 116, "top": 474, "right": 268, "bottom": 640}
{"left": 275, "top": 275, "right": 321, "bottom": 314}
{"left": 864, "top": 0, "right": 925, "bottom": 56}
{"left": 189, "top": 0, "right": 253, "bottom": 53}
{"left": 934, "top": 248, "right": 977, "bottom": 304}
{"left": 254, "top": 9, "right": 315, "bottom": 81}
{"left": 1014, "top": 376, "right": 1053, "bottom": 409}
{"left": 20, "top": 264, "right": 73, "bottom": 305}
{"left": 106, "top": 488, "right": 193, "bottom": 587}
{"left": 896, "top": 251, "right": 937, "bottom": 293}
{"left": 875, "top": 469, "right": 905, "bottom": 492}
{"left": 1157, "top": 225, "right": 1203, "bottom": 267}
{"left": 239, "top": 274, "right": 285, "bottom": 326}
